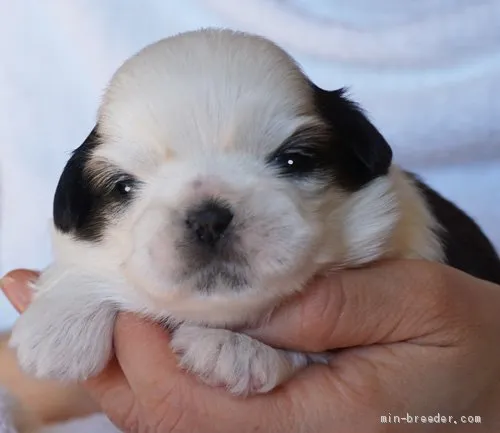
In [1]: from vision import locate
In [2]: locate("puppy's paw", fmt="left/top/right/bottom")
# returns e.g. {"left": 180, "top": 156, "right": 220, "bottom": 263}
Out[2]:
{"left": 9, "top": 295, "right": 116, "bottom": 381}
{"left": 171, "top": 324, "right": 309, "bottom": 396}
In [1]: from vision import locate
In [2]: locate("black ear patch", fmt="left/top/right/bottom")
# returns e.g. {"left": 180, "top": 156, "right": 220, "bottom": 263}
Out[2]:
{"left": 312, "top": 85, "right": 393, "bottom": 190}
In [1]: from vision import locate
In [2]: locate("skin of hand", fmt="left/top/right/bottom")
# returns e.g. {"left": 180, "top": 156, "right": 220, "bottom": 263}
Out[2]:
{"left": 3, "top": 260, "right": 500, "bottom": 433}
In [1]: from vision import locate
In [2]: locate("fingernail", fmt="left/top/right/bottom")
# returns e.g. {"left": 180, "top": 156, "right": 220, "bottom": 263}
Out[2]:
{"left": 0, "top": 276, "right": 32, "bottom": 312}
{"left": 0, "top": 276, "right": 15, "bottom": 292}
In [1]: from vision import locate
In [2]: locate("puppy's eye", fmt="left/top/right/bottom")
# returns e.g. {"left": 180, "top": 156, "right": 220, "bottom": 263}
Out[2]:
{"left": 271, "top": 151, "right": 317, "bottom": 176}
{"left": 114, "top": 178, "right": 135, "bottom": 196}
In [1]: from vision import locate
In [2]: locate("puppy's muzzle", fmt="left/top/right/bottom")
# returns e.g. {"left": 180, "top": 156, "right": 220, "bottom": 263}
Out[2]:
{"left": 178, "top": 198, "right": 247, "bottom": 292}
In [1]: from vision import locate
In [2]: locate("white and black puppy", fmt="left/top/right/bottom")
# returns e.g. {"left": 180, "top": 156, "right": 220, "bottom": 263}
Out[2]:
{"left": 10, "top": 29, "right": 500, "bottom": 396}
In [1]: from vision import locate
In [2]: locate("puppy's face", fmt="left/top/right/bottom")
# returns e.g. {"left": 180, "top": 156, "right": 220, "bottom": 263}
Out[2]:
{"left": 52, "top": 29, "right": 393, "bottom": 325}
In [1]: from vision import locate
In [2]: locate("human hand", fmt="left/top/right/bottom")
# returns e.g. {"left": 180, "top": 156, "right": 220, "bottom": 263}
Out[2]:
{"left": 3, "top": 260, "right": 500, "bottom": 432}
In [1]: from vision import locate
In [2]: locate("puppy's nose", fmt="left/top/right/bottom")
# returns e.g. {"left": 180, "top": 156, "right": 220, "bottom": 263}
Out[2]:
{"left": 185, "top": 200, "right": 233, "bottom": 246}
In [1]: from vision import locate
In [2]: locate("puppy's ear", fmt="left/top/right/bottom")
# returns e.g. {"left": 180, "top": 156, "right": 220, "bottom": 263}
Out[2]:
{"left": 313, "top": 86, "right": 393, "bottom": 189}
{"left": 53, "top": 127, "right": 101, "bottom": 235}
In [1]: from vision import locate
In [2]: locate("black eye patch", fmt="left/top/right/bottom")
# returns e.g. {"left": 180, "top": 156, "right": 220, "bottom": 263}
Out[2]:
{"left": 266, "top": 125, "right": 332, "bottom": 179}
{"left": 53, "top": 126, "right": 141, "bottom": 242}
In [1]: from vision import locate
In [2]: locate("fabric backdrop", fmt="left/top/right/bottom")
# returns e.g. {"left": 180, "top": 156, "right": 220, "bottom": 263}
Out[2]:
{"left": 1, "top": 0, "right": 499, "bottom": 334}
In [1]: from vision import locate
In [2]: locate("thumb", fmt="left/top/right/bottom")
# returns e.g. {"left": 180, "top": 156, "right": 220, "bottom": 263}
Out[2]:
{"left": 246, "top": 259, "right": 481, "bottom": 352}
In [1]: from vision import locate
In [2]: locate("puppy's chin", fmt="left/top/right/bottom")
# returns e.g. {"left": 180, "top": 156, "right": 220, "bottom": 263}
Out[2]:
{"left": 49, "top": 232, "right": 316, "bottom": 328}
{"left": 119, "top": 249, "right": 319, "bottom": 327}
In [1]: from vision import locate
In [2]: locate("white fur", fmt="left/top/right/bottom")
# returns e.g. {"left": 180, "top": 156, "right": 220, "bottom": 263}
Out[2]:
{"left": 171, "top": 323, "right": 317, "bottom": 396}
{"left": 10, "top": 29, "right": 443, "bottom": 395}
{"left": 10, "top": 266, "right": 117, "bottom": 381}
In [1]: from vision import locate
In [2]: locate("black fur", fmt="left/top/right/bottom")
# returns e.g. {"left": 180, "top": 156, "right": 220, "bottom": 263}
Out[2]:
{"left": 267, "top": 123, "right": 345, "bottom": 180}
{"left": 53, "top": 126, "right": 136, "bottom": 241}
{"left": 267, "top": 87, "right": 393, "bottom": 191}
{"left": 311, "top": 86, "right": 393, "bottom": 191}
{"left": 409, "top": 174, "right": 500, "bottom": 285}
{"left": 309, "top": 86, "right": 500, "bottom": 284}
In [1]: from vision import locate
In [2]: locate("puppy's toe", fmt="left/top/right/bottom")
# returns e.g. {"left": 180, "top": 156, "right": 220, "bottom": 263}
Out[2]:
{"left": 171, "top": 325, "right": 308, "bottom": 396}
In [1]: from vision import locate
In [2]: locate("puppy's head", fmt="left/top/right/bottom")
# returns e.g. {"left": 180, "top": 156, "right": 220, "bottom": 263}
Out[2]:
{"left": 52, "top": 29, "right": 395, "bottom": 325}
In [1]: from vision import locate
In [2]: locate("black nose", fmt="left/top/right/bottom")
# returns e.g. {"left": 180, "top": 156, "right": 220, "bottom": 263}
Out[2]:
{"left": 185, "top": 200, "right": 234, "bottom": 246}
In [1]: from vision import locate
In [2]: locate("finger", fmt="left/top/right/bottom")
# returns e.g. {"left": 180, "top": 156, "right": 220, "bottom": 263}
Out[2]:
{"left": 1, "top": 269, "right": 40, "bottom": 312}
{"left": 111, "top": 313, "right": 301, "bottom": 431}
{"left": 83, "top": 357, "right": 136, "bottom": 426}
{"left": 246, "top": 259, "right": 482, "bottom": 352}
{"left": 111, "top": 313, "right": 234, "bottom": 429}
{"left": 111, "top": 313, "right": 186, "bottom": 401}
{"left": 84, "top": 357, "right": 130, "bottom": 402}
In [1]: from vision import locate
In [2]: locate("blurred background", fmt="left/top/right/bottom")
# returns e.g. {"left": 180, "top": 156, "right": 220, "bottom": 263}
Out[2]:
{"left": 1, "top": 0, "right": 500, "bottom": 330}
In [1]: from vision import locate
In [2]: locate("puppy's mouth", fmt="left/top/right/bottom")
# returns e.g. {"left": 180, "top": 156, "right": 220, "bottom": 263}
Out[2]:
{"left": 177, "top": 262, "right": 249, "bottom": 293}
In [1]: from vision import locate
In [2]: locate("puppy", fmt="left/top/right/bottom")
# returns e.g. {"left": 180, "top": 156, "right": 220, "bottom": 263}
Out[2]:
{"left": 10, "top": 28, "right": 500, "bottom": 396}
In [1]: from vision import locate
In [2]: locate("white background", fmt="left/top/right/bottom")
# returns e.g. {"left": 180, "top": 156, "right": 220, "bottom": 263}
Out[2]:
{"left": 1, "top": 0, "right": 500, "bottom": 331}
